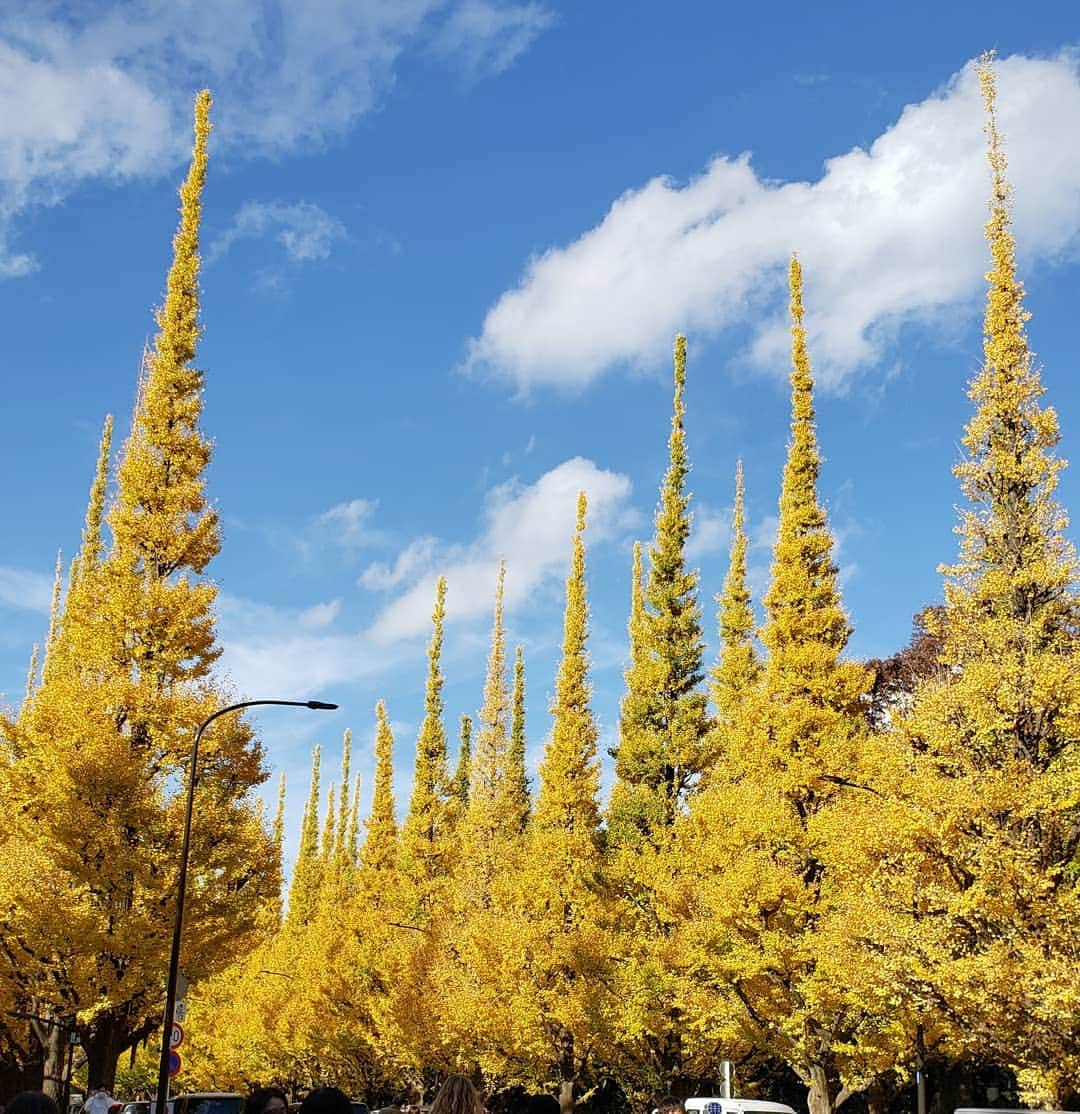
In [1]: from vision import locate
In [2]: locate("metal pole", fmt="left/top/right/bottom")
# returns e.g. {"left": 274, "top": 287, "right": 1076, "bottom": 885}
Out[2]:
{"left": 63, "top": 1022, "right": 76, "bottom": 1114}
{"left": 153, "top": 699, "right": 337, "bottom": 1114}
{"left": 916, "top": 1024, "right": 927, "bottom": 1114}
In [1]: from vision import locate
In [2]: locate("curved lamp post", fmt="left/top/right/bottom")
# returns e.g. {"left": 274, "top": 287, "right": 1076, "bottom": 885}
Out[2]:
{"left": 154, "top": 699, "right": 338, "bottom": 1114}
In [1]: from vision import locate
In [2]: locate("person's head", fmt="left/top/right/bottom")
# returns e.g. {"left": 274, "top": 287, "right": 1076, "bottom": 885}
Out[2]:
{"left": 7, "top": 1092, "right": 61, "bottom": 1114}
{"left": 246, "top": 1090, "right": 288, "bottom": 1114}
{"left": 656, "top": 1098, "right": 685, "bottom": 1114}
{"left": 429, "top": 1076, "right": 484, "bottom": 1114}
{"left": 298, "top": 1089, "right": 350, "bottom": 1114}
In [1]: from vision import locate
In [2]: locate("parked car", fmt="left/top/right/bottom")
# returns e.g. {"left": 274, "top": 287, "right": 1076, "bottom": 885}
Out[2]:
{"left": 288, "top": 1100, "right": 368, "bottom": 1114}
{"left": 168, "top": 1093, "right": 244, "bottom": 1114}
{"left": 955, "top": 1109, "right": 1079, "bottom": 1114}
{"left": 122, "top": 1103, "right": 151, "bottom": 1114}
{"left": 685, "top": 1100, "right": 797, "bottom": 1114}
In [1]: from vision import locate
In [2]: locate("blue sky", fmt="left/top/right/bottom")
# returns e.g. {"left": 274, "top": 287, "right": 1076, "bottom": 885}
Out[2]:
{"left": 3, "top": 2, "right": 1080, "bottom": 860}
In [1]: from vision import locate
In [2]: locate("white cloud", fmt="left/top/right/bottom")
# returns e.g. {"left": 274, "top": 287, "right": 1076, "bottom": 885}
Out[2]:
{"left": 360, "top": 536, "right": 440, "bottom": 591}
{"left": 0, "top": 0, "right": 552, "bottom": 275}
{"left": 209, "top": 201, "right": 345, "bottom": 264}
{"left": 431, "top": 0, "right": 554, "bottom": 76}
{"left": 215, "top": 593, "right": 407, "bottom": 698}
{"left": 297, "top": 598, "right": 342, "bottom": 629}
{"left": 317, "top": 498, "right": 380, "bottom": 548}
{"left": 368, "top": 457, "right": 635, "bottom": 643}
{"left": 0, "top": 566, "right": 54, "bottom": 614}
{"left": 686, "top": 503, "right": 733, "bottom": 563}
{"left": 465, "top": 52, "right": 1080, "bottom": 392}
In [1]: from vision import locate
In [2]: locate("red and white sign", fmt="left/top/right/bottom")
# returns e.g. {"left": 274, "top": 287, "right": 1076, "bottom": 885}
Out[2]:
{"left": 170, "top": 1022, "right": 184, "bottom": 1049}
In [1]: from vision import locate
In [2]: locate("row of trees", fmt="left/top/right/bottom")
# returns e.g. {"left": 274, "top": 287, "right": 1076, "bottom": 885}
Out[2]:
{"left": 2, "top": 57, "right": 1077, "bottom": 1114}
{"left": 180, "top": 60, "right": 1077, "bottom": 1114}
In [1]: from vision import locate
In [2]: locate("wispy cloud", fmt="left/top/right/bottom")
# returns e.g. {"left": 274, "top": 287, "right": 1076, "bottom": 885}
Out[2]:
{"left": 465, "top": 52, "right": 1080, "bottom": 393}
{"left": 360, "top": 537, "right": 440, "bottom": 592}
{"left": 297, "top": 599, "right": 342, "bottom": 629}
{"left": 686, "top": 503, "right": 733, "bottom": 563}
{"left": 215, "top": 593, "right": 402, "bottom": 699}
{"left": 316, "top": 498, "right": 381, "bottom": 549}
{"left": 0, "top": 0, "right": 553, "bottom": 276}
{"left": 0, "top": 566, "right": 55, "bottom": 614}
{"left": 209, "top": 201, "right": 346, "bottom": 265}
{"left": 431, "top": 0, "right": 555, "bottom": 76}
{"left": 367, "top": 457, "right": 636, "bottom": 643}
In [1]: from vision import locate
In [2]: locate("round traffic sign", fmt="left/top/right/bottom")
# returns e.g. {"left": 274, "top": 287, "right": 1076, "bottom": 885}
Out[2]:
{"left": 170, "top": 1022, "right": 184, "bottom": 1049}
{"left": 168, "top": 1050, "right": 182, "bottom": 1078}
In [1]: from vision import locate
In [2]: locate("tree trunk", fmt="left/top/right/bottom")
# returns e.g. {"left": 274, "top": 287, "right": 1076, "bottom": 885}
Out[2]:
{"left": 865, "top": 1075, "right": 894, "bottom": 1114}
{"left": 557, "top": 1025, "right": 575, "bottom": 1114}
{"left": 806, "top": 1064, "right": 834, "bottom": 1114}
{"left": 40, "top": 1022, "right": 67, "bottom": 1102}
{"left": 558, "top": 1080, "right": 575, "bottom": 1114}
{"left": 83, "top": 1011, "right": 130, "bottom": 1092}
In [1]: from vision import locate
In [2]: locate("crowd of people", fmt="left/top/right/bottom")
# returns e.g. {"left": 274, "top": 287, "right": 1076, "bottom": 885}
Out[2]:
{"left": 3, "top": 1073, "right": 495, "bottom": 1114}
{"left": 2, "top": 1076, "right": 694, "bottom": 1114}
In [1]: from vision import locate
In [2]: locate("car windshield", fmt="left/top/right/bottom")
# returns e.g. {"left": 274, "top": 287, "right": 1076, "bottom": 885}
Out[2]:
{"left": 188, "top": 1101, "right": 242, "bottom": 1114}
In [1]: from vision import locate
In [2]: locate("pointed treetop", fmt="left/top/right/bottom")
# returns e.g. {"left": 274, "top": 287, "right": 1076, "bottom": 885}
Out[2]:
{"left": 666, "top": 335, "right": 689, "bottom": 504}
{"left": 504, "top": 643, "right": 531, "bottom": 832}
{"left": 762, "top": 257, "right": 850, "bottom": 669}
{"left": 712, "top": 459, "right": 760, "bottom": 726}
{"left": 321, "top": 783, "right": 338, "bottom": 867}
{"left": 272, "top": 772, "right": 286, "bottom": 855}
{"left": 935, "top": 51, "right": 1077, "bottom": 708}
{"left": 471, "top": 559, "right": 510, "bottom": 819}
{"left": 362, "top": 699, "right": 399, "bottom": 884}
{"left": 344, "top": 770, "right": 362, "bottom": 878}
{"left": 39, "top": 550, "right": 65, "bottom": 689}
{"left": 788, "top": 256, "right": 817, "bottom": 427}
{"left": 453, "top": 714, "right": 472, "bottom": 805}
{"left": 21, "top": 644, "right": 40, "bottom": 718}
{"left": 403, "top": 576, "right": 453, "bottom": 891}
{"left": 110, "top": 89, "right": 218, "bottom": 577}
{"left": 73, "top": 415, "right": 113, "bottom": 585}
{"left": 536, "top": 490, "right": 600, "bottom": 837}
{"left": 404, "top": 577, "right": 450, "bottom": 832}
{"left": 286, "top": 745, "right": 323, "bottom": 926}
{"left": 335, "top": 729, "right": 353, "bottom": 867}
{"left": 627, "top": 540, "right": 646, "bottom": 671}
{"left": 610, "top": 333, "right": 708, "bottom": 841}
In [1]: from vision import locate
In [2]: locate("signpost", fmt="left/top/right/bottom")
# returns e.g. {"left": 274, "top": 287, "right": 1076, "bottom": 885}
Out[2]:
{"left": 168, "top": 1050, "right": 182, "bottom": 1079}
{"left": 170, "top": 1022, "right": 184, "bottom": 1050}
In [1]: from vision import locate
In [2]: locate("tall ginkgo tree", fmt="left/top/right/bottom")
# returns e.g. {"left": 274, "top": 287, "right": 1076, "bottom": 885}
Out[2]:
{"left": 607, "top": 336, "right": 711, "bottom": 1098}
{"left": 681, "top": 259, "right": 875, "bottom": 1114}
{"left": 504, "top": 493, "right": 613, "bottom": 1113}
{"left": 1, "top": 91, "right": 277, "bottom": 1092}
{"left": 895, "top": 56, "right": 1080, "bottom": 1105}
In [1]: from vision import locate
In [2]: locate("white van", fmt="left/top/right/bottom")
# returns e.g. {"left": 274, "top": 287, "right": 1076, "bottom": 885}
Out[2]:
{"left": 955, "top": 1109, "right": 1079, "bottom": 1114}
{"left": 685, "top": 1099, "right": 797, "bottom": 1114}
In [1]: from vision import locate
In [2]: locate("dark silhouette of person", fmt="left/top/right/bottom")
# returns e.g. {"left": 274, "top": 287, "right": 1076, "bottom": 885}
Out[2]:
{"left": 299, "top": 1090, "right": 351, "bottom": 1114}
{"left": 7, "top": 1093, "right": 61, "bottom": 1114}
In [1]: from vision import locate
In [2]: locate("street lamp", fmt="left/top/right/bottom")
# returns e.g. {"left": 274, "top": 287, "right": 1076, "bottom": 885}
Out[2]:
{"left": 154, "top": 699, "right": 338, "bottom": 1114}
